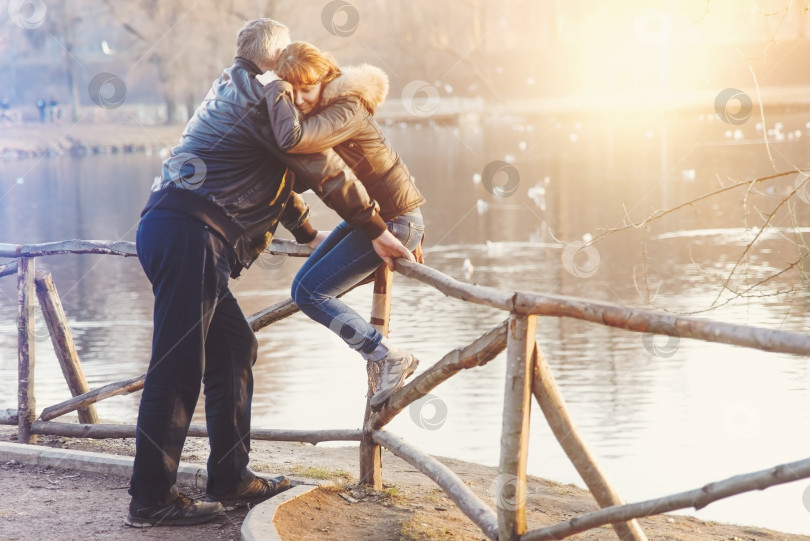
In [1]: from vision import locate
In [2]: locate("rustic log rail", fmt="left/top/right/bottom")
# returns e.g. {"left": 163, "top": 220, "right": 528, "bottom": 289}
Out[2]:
{"left": 35, "top": 271, "right": 98, "bottom": 424}
{"left": 3, "top": 239, "right": 810, "bottom": 540}
{"left": 36, "top": 273, "right": 376, "bottom": 423}
{"left": 521, "top": 456, "right": 810, "bottom": 541}
{"left": 373, "top": 429, "right": 500, "bottom": 540}
{"left": 531, "top": 342, "right": 647, "bottom": 540}
{"left": 17, "top": 421, "right": 362, "bottom": 444}
{"left": 0, "top": 260, "right": 18, "bottom": 279}
{"left": 0, "top": 239, "right": 311, "bottom": 259}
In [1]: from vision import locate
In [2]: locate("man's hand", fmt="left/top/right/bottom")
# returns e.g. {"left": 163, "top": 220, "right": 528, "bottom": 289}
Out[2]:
{"left": 305, "top": 230, "right": 330, "bottom": 250}
{"left": 372, "top": 229, "right": 415, "bottom": 270}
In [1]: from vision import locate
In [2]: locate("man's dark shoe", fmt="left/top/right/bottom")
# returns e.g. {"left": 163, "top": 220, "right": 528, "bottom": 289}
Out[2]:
{"left": 206, "top": 475, "right": 291, "bottom": 507}
{"left": 125, "top": 492, "right": 224, "bottom": 527}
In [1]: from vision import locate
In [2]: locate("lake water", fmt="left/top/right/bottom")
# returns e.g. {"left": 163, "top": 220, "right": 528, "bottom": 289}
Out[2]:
{"left": 1, "top": 111, "right": 810, "bottom": 535}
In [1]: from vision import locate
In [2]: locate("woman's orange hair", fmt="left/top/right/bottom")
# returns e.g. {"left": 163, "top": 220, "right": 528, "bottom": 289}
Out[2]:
{"left": 276, "top": 41, "right": 341, "bottom": 87}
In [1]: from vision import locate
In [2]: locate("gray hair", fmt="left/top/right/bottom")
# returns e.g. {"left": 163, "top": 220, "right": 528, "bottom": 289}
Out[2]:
{"left": 236, "top": 18, "right": 290, "bottom": 71}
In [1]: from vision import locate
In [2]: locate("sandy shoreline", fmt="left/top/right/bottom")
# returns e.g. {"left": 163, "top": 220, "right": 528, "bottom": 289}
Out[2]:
{"left": 1, "top": 424, "right": 808, "bottom": 540}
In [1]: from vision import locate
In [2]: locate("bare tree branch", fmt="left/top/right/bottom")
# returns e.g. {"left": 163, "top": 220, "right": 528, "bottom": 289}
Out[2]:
{"left": 591, "top": 170, "right": 797, "bottom": 244}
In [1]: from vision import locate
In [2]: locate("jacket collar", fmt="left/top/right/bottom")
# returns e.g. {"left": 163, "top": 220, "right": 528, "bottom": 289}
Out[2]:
{"left": 234, "top": 56, "right": 263, "bottom": 75}
{"left": 320, "top": 63, "right": 389, "bottom": 114}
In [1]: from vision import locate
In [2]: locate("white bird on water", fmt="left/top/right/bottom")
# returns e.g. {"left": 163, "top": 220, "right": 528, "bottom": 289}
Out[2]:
{"left": 527, "top": 176, "right": 550, "bottom": 210}
{"left": 101, "top": 40, "right": 115, "bottom": 55}
{"left": 486, "top": 240, "right": 504, "bottom": 257}
{"left": 462, "top": 258, "right": 474, "bottom": 280}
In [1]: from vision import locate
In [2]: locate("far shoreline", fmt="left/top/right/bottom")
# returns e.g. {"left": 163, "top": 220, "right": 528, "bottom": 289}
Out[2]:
{"left": 0, "top": 123, "right": 183, "bottom": 161}
{"left": 4, "top": 85, "right": 810, "bottom": 161}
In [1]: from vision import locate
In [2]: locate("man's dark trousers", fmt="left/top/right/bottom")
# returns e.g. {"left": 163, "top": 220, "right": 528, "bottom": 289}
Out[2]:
{"left": 129, "top": 208, "right": 258, "bottom": 505}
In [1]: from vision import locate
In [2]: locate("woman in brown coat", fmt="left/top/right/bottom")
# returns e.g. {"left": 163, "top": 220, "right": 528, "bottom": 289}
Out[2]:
{"left": 261, "top": 42, "right": 426, "bottom": 410}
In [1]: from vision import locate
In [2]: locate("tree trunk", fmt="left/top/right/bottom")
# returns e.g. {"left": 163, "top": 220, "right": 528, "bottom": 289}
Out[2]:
{"left": 164, "top": 95, "right": 178, "bottom": 125}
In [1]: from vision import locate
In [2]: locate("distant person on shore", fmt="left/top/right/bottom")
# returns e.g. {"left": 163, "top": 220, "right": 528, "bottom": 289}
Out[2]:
{"left": 48, "top": 97, "right": 60, "bottom": 122}
{"left": 0, "top": 98, "right": 11, "bottom": 126}
{"left": 128, "top": 18, "right": 412, "bottom": 528}
{"left": 35, "top": 98, "right": 46, "bottom": 123}
{"left": 260, "top": 41, "right": 426, "bottom": 410}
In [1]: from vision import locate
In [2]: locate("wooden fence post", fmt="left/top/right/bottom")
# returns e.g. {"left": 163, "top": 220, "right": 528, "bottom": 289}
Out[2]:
{"left": 359, "top": 264, "right": 393, "bottom": 488}
{"left": 498, "top": 313, "right": 536, "bottom": 540}
{"left": 35, "top": 271, "right": 99, "bottom": 424}
{"left": 532, "top": 341, "right": 648, "bottom": 541}
{"left": 17, "top": 257, "right": 36, "bottom": 444}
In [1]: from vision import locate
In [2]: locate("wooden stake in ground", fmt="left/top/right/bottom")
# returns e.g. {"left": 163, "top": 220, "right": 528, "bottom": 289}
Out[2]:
{"left": 360, "top": 264, "right": 392, "bottom": 488}
{"left": 17, "top": 257, "right": 36, "bottom": 444}
{"left": 35, "top": 271, "right": 98, "bottom": 424}
{"left": 497, "top": 314, "right": 536, "bottom": 540}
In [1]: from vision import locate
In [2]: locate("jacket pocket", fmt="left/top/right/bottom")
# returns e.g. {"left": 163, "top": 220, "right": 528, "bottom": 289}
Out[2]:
{"left": 340, "top": 141, "right": 376, "bottom": 180}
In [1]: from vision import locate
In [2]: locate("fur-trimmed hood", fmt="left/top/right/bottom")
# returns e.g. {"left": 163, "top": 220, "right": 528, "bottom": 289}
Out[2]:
{"left": 319, "top": 63, "right": 389, "bottom": 114}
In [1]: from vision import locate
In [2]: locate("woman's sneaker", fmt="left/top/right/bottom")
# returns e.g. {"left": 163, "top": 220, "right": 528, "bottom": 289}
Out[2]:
{"left": 125, "top": 492, "right": 224, "bottom": 527}
{"left": 370, "top": 349, "right": 419, "bottom": 411}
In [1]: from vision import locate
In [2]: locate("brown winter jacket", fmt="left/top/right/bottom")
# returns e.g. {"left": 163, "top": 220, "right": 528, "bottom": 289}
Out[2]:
{"left": 266, "top": 64, "right": 425, "bottom": 222}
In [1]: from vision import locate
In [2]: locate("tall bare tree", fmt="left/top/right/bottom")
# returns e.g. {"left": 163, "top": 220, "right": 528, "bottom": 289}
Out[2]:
{"left": 6, "top": 0, "right": 110, "bottom": 121}
{"left": 46, "top": 0, "right": 83, "bottom": 122}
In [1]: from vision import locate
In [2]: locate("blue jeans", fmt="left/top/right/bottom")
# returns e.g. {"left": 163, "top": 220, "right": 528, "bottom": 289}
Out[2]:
{"left": 291, "top": 209, "right": 425, "bottom": 361}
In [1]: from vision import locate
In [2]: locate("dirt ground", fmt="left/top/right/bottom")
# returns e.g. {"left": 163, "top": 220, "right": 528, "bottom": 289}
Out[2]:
{"left": 1, "top": 426, "right": 808, "bottom": 541}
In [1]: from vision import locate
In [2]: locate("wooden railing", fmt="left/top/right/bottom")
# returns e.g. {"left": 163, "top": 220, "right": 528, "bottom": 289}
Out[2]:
{"left": 2, "top": 240, "right": 810, "bottom": 541}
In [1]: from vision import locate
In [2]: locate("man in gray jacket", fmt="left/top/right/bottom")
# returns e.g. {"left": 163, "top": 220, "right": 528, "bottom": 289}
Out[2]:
{"left": 126, "top": 18, "right": 412, "bottom": 527}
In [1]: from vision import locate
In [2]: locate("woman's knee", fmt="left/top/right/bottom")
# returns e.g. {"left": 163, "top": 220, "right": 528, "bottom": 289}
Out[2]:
{"left": 291, "top": 280, "right": 312, "bottom": 309}
{"left": 293, "top": 276, "right": 332, "bottom": 311}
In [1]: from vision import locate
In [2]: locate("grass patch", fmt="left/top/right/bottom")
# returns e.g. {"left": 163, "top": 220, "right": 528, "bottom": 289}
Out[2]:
{"left": 398, "top": 516, "right": 458, "bottom": 541}
{"left": 291, "top": 465, "right": 353, "bottom": 482}
{"left": 382, "top": 485, "right": 404, "bottom": 503}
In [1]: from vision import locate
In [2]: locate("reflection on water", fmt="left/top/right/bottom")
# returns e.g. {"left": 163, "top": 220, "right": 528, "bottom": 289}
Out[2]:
{"left": 1, "top": 115, "right": 810, "bottom": 534}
